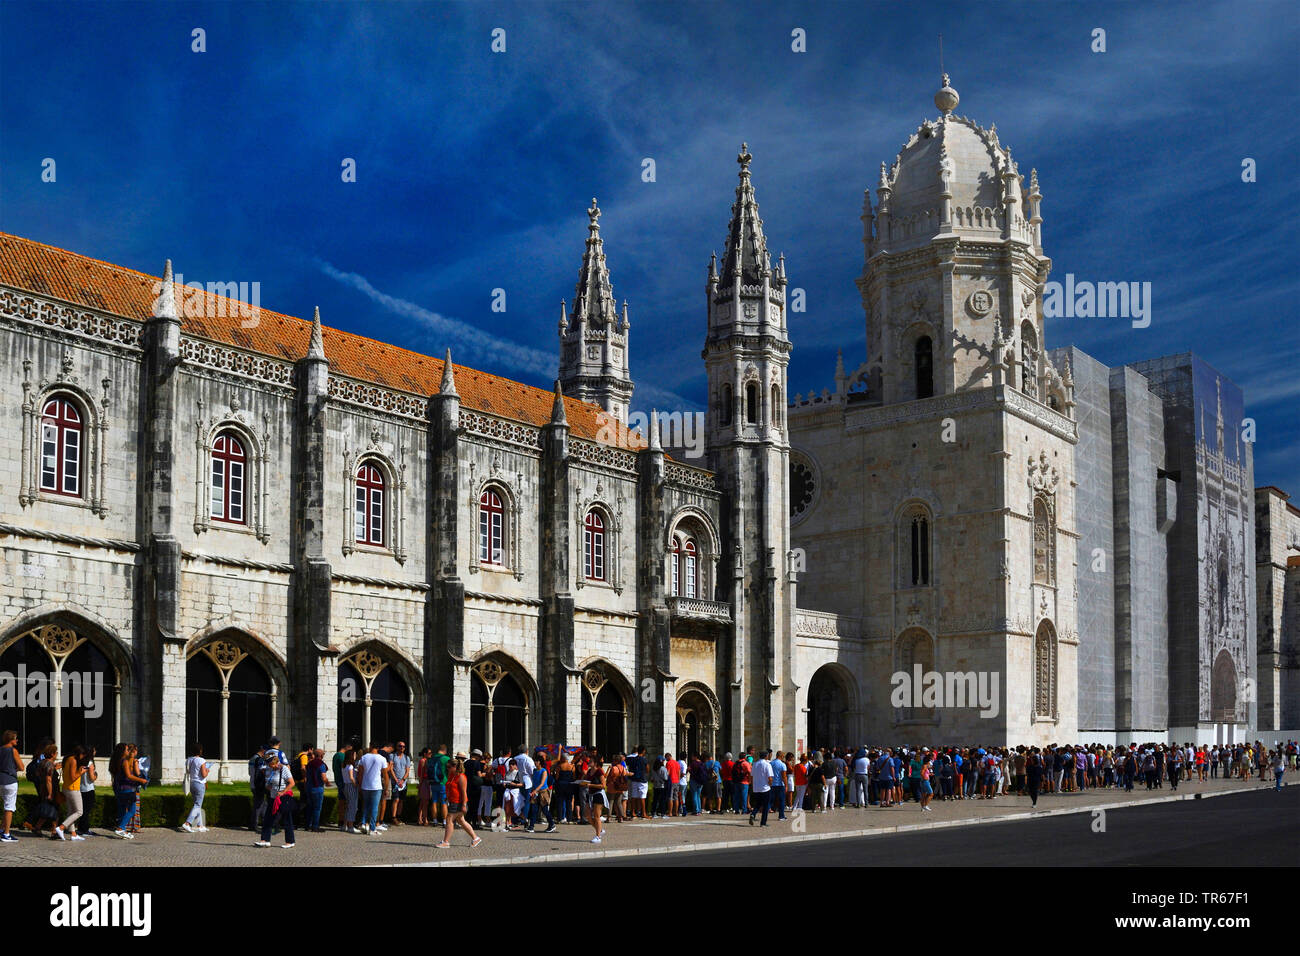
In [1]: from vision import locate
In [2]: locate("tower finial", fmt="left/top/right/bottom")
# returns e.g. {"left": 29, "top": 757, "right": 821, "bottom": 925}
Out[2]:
{"left": 737, "top": 142, "right": 752, "bottom": 174}
{"left": 440, "top": 347, "right": 458, "bottom": 396}
{"left": 154, "top": 258, "right": 178, "bottom": 320}
{"left": 306, "top": 305, "right": 326, "bottom": 359}
{"left": 551, "top": 380, "right": 568, "bottom": 425}
{"left": 935, "top": 43, "right": 959, "bottom": 117}
{"left": 588, "top": 197, "right": 600, "bottom": 229}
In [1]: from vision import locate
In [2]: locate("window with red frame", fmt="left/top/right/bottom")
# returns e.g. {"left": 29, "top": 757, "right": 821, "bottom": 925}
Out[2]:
{"left": 355, "top": 463, "right": 385, "bottom": 546}
{"left": 479, "top": 489, "right": 505, "bottom": 566}
{"left": 40, "top": 397, "right": 82, "bottom": 497}
{"left": 670, "top": 535, "right": 697, "bottom": 598}
{"left": 210, "top": 432, "right": 246, "bottom": 524}
{"left": 584, "top": 510, "right": 606, "bottom": 581}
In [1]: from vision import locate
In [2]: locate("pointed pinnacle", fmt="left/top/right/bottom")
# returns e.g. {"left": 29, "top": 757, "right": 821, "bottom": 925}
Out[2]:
{"left": 306, "top": 306, "right": 326, "bottom": 359}
{"left": 648, "top": 409, "right": 662, "bottom": 451}
{"left": 551, "top": 380, "right": 568, "bottom": 425}
{"left": 155, "top": 258, "right": 178, "bottom": 320}
{"left": 440, "top": 347, "right": 458, "bottom": 396}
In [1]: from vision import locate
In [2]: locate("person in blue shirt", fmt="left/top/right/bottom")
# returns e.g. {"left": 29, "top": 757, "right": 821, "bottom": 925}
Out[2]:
{"left": 625, "top": 746, "right": 649, "bottom": 820}
{"left": 768, "top": 753, "right": 788, "bottom": 820}
{"left": 700, "top": 752, "right": 722, "bottom": 813}
{"left": 876, "top": 748, "right": 896, "bottom": 808}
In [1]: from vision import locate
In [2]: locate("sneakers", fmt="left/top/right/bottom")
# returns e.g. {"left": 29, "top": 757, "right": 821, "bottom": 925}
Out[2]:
{"left": 590, "top": 836, "right": 602, "bottom": 843}
{"left": 471, "top": 836, "right": 482, "bottom": 848}
{"left": 54, "top": 827, "right": 67, "bottom": 841}
{"left": 376, "top": 824, "right": 389, "bottom": 832}
{"left": 197, "top": 826, "right": 209, "bottom": 833}
{"left": 113, "top": 829, "right": 133, "bottom": 840}
{"left": 180, "top": 823, "right": 194, "bottom": 833}
{"left": 357, "top": 825, "right": 369, "bottom": 835}
{"left": 367, "top": 828, "right": 379, "bottom": 836}
{"left": 71, "top": 834, "right": 86, "bottom": 841}
{"left": 544, "top": 825, "right": 557, "bottom": 833}
{"left": 0, "top": 833, "right": 16, "bottom": 843}
{"left": 254, "top": 840, "right": 271, "bottom": 847}
{"left": 281, "top": 843, "right": 295, "bottom": 849}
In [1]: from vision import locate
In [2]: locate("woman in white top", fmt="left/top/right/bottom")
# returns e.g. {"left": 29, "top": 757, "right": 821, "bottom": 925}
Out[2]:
{"left": 182, "top": 741, "right": 210, "bottom": 832}
{"left": 79, "top": 749, "right": 98, "bottom": 836}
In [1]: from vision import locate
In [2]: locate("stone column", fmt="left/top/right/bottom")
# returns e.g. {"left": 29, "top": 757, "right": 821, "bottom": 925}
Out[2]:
{"left": 291, "top": 314, "right": 333, "bottom": 750}
{"left": 427, "top": 355, "right": 465, "bottom": 745}
{"left": 138, "top": 262, "right": 187, "bottom": 781}
{"left": 539, "top": 384, "right": 577, "bottom": 743}
{"left": 636, "top": 432, "right": 671, "bottom": 753}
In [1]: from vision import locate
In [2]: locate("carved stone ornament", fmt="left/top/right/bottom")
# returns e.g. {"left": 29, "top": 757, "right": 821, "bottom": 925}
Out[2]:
{"left": 346, "top": 649, "right": 386, "bottom": 679}
{"left": 1028, "top": 451, "right": 1061, "bottom": 493}
{"left": 583, "top": 666, "right": 606, "bottom": 693}
{"left": 38, "top": 624, "right": 80, "bottom": 657}
{"left": 204, "top": 640, "right": 245, "bottom": 672}
{"left": 475, "top": 660, "right": 503, "bottom": 687}
{"left": 966, "top": 290, "right": 994, "bottom": 317}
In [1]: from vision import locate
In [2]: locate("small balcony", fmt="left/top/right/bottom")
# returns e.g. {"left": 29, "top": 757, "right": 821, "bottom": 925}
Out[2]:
{"left": 667, "top": 596, "right": 732, "bottom": 624}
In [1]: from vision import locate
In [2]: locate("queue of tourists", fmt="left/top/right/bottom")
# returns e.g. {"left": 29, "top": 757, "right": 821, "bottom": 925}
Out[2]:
{"left": 2, "top": 729, "right": 1293, "bottom": 849}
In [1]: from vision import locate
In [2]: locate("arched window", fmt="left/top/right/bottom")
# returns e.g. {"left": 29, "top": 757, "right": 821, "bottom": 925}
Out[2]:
{"left": 479, "top": 488, "right": 506, "bottom": 566}
{"left": 355, "top": 463, "right": 385, "bottom": 546}
{"left": 1020, "top": 322, "right": 1038, "bottom": 397}
{"left": 186, "top": 638, "right": 274, "bottom": 764}
{"left": 915, "top": 336, "right": 934, "bottom": 399}
{"left": 745, "top": 381, "right": 760, "bottom": 425}
{"left": 720, "top": 384, "right": 734, "bottom": 427}
{"left": 1217, "top": 557, "right": 1229, "bottom": 632}
{"left": 581, "top": 667, "right": 629, "bottom": 756}
{"left": 40, "top": 397, "right": 83, "bottom": 497}
{"left": 770, "top": 384, "right": 782, "bottom": 429}
{"left": 338, "top": 657, "right": 410, "bottom": 747}
{"left": 1032, "top": 496, "right": 1054, "bottom": 585}
{"left": 670, "top": 535, "right": 698, "bottom": 598}
{"left": 210, "top": 431, "right": 246, "bottom": 524}
{"left": 909, "top": 513, "right": 930, "bottom": 586}
{"left": 1034, "top": 621, "right": 1057, "bottom": 719}
{"left": 584, "top": 509, "right": 606, "bottom": 581}
{"left": 470, "top": 660, "right": 529, "bottom": 756}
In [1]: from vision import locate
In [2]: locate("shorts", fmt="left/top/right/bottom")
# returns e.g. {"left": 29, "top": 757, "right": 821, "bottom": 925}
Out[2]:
{"left": 705, "top": 781, "right": 721, "bottom": 799}
{"left": 382, "top": 780, "right": 392, "bottom": 798}
{"left": 428, "top": 784, "right": 446, "bottom": 803}
{"left": 392, "top": 785, "right": 408, "bottom": 798}
{"left": 2, "top": 782, "right": 16, "bottom": 812}
{"left": 918, "top": 780, "right": 933, "bottom": 795}
{"left": 590, "top": 791, "right": 607, "bottom": 807}
{"left": 447, "top": 803, "right": 464, "bottom": 814}
{"left": 629, "top": 782, "right": 648, "bottom": 799}
{"left": 670, "top": 782, "right": 683, "bottom": 799}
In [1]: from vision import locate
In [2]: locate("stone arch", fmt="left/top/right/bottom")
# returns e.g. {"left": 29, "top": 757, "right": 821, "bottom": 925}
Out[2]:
{"left": 469, "top": 648, "right": 539, "bottom": 755}
{"left": 1033, "top": 619, "right": 1058, "bottom": 720}
{"left": 896, "top": 319, "right": 938, "bottom": 402}
{"left": 0, "top": 605, "right": 132, "bottom": 756}
{"left": 675, "top": 680, "right": 720, "bottom": 757}
{"left": 806, "top": 662, "right": 859, "bottom": 751}
{"left": 1210, "top": 649, "right": 1238, "bottom": 722}
{"left": 22, "top": 380, "right": 111, "bottom": 515}
{"left": 195, "top": 412, "right": 270, "bottom": 541}
{"left": 183, "top": 625, "right": 286, "bottom": 766}
{"left": 577, "top": 657, "right": 635, "bottom": 755}
{"left": 666, "top": 505, "right": 721, "bottom": 600}
{"left": 1033, "top": 493, "right": 1056, "bottom": 585}
{"left": 184, "top": 621, "right": 289, "bottom": 693}
{"left": 337, "top": 637, "right": 420, "bottom": 748}
{"left": 893, "top": 627, "right": 937, "bottom": 725}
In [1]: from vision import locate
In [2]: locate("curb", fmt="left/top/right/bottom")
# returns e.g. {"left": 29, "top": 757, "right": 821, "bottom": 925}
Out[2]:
{"left": 382, "top": 782, "right": 1279, "bottom": 867}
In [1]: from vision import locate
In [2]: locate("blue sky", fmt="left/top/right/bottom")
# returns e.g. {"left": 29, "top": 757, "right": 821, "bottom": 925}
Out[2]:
{"left": 2, "top": 1, "right": 1297, "bottom": 489}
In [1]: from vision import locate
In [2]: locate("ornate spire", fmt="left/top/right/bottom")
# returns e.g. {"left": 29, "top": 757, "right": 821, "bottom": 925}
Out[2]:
{"left": 439, "top": 347, "right": 457, "bottom": 396}
{"left": 154, "top": 258, "right": 178, "bottom": 320}
{"left": 719, "top": 142, "right": 770, "bottom": 286}
{"left": 551, "top": 380, "right": 568, "bottom": 426}
{"left": 306, "top": 306, "right": 325, "bottom": 359}
{"left": 569, "top": 197, "right": 619, "bottom": 328}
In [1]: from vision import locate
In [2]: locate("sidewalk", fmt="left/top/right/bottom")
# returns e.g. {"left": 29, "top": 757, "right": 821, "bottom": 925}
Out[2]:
{"left": 3, "top": 774, "right": 1281, "bottom": 868}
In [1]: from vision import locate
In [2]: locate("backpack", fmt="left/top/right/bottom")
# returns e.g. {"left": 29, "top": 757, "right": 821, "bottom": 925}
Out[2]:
{"left": 26, "top": 755, "right": 44, "bottom": 784}
{"left": 708, "top": 762, "right": 721, "bottom": 783}
{"left": 248, "top": 753, "right": 266, "bottom": 789}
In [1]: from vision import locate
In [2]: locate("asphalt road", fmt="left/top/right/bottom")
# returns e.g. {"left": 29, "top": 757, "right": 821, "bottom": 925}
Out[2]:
{"left": 557, "top": 785, "right": 1300, "bottom": 867}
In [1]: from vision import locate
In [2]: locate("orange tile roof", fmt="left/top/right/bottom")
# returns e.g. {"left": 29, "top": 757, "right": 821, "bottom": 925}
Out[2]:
{"left": 0, "top": 232, "right": 644, "bottom": 448}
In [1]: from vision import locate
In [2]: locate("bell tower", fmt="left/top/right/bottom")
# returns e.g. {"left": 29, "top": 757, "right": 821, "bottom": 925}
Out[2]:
{"left": 703, "top": 143, "right": 793, "bottom": 749}
{"left": 558, "top": 198, "right": 634, "bottom": 422}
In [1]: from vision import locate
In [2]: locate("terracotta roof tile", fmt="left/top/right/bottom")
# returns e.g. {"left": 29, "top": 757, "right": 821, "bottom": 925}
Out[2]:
{"left": 0, "top": 232, "right": 644, "bottom": 448}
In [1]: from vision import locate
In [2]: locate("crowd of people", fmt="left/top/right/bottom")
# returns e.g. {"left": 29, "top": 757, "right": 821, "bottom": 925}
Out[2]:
{"left": 1, "top": 728, "right": 1293, "bottom": 849}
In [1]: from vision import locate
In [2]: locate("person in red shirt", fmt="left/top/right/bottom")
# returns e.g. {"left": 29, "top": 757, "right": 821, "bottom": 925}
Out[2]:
{"left": 793, "top": 754, "right": 809, "bottom": 812}
{"left": 732, "top": 755, "right": 752, "bottom": 814}
{"left": 436, "top": 755, "right": 481, "bottom": 849}
{"left": 666, "top": 751, "right": 683, "bottom": 816}
{"left": 720, "top": 754, "right": 735, "bottom": 812}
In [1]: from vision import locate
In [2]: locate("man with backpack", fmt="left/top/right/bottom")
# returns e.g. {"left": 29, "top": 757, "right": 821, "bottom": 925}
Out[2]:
{"left": 248, "top": 745, "right": 268, "bottom": 830}
{"left": 700, "top": 751, "right": 722, "bottom": 814}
